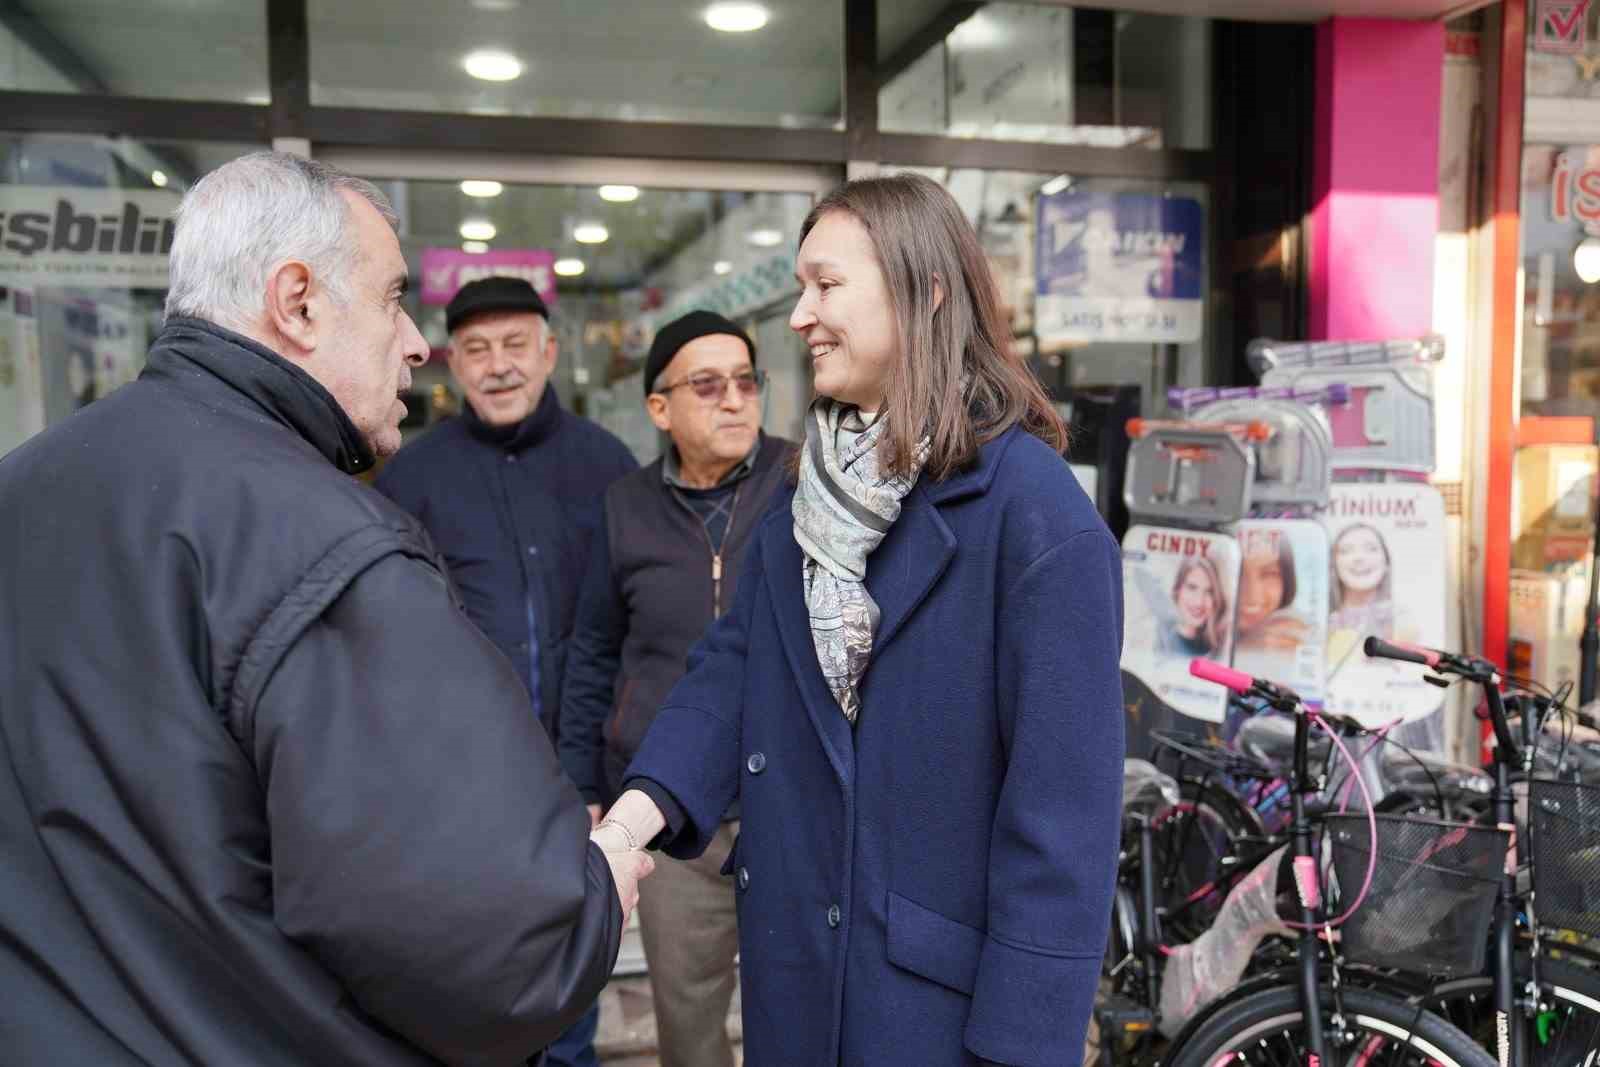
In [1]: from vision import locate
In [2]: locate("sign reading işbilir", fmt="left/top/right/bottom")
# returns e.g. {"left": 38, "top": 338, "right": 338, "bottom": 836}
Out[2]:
{"left": 1035, "top": 189, "right": 1204, "bottom": 344}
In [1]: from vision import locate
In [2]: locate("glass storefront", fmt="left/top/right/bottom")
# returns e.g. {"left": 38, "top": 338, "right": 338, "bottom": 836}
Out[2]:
{"left": 0, "top": 134, "right": 263, "bottom": 454}
{"left": 356, "top": 173, "right": 816, "bottom": 461}
{"left": 0, "top": 1, "right": 269, "bottom": 102}
{"left": 0, "top": 0, "right": 1220, "bottom": 470}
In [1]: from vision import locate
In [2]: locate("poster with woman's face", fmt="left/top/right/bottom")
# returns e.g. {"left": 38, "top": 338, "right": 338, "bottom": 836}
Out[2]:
{"left": 1229, "top": 520, "right": 1329, "bottom": 705}
{"left": 1121, "top": 525, "right": 1243, "bottom": 724}
{"left": 1321, "top": 484, "right": 1448, "bottom": 735}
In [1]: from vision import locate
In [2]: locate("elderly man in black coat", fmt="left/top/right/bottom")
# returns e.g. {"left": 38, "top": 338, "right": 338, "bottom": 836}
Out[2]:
{"left": 0, "top": 151, "right": 651, "bottom": 1067}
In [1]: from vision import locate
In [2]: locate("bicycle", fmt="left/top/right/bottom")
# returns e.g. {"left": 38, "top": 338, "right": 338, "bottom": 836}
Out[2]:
{"left": 1359, "top": 637, "right": 1600, "bottom": 1067}
{"left": 1096, "top": 658, "right": 1498, "bottom": 1067}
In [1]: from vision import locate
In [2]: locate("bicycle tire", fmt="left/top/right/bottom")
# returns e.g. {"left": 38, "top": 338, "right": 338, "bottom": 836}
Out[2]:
{"left": 1422, "top": 955, "right": 1600, "bottom": 1067}
{"left": 1151, "top": 779, "right": 1266, "bottom": 944}
{"left": 1167, "top": 984, "right": 1497, "bottom": 1067}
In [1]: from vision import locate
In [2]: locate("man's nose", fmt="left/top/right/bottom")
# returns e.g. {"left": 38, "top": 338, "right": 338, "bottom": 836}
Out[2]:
{"left": 487, "top": 342, "right": 514, "bottom": 374}
{"left": 720, "top": 378, "right": 748, "bottom": 411}
{"left": 401, "top": 313, "right": 428, "bottom": 367}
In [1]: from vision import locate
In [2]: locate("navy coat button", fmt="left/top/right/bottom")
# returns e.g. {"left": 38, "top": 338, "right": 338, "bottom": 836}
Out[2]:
{"left": 746, "top": 752, "right": 766, "bottom": 774}
{"left": 827, "top": 904, "right": 841, "bottom": 928}
{"left": 737, "top": 866, "right": 750, "bottom": 890}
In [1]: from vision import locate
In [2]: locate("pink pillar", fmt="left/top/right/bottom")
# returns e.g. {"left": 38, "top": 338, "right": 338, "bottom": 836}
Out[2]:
{"left": 1309, "top": 18, "right": 1445, "bottom": 340}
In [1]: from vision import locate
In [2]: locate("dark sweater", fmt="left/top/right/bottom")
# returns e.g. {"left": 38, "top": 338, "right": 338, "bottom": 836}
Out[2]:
{"left": 558, "top": 433, "right": 796, "bottom": 805}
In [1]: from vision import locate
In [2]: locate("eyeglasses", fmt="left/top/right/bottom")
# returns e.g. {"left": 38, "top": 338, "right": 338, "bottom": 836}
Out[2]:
{"left": 655, "top": 369, "right": 767, "bottom": 402}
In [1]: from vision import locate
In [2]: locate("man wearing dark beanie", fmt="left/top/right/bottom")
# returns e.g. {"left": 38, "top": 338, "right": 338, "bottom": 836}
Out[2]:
{"left": 560, "top": 309, "right": 796, "bottom": 1067}
{"left": 377, "top": 276, "right": 637, "bottom": 1067}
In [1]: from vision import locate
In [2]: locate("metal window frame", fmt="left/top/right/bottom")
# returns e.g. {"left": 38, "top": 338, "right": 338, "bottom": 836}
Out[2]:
{"left": 0, "top": 0, "right": 1214, "bottom": 184}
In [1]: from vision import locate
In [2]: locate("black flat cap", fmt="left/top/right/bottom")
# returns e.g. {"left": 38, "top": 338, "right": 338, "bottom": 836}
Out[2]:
{"left": 644, "top": 310, "right": 755, "bottom": 397}
{"left": 446, "top": 276, "right": 550, "bottom": 334}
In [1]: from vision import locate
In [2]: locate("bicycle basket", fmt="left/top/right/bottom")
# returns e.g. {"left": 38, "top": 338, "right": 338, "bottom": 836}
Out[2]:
{"left": 1325, "top": 813, "right": 1509, "bottom": 976}
{"left": 1529, "top": 778, "right": 1600, "bottom": 939}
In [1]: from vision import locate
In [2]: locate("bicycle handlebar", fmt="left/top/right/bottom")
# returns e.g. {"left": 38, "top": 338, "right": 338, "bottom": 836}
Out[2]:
{"left": 1362, "top": 636, "right": 1441, "bottom": 669}
{"left": 1190, "top": 658, "right": 1254, "bottom": 694}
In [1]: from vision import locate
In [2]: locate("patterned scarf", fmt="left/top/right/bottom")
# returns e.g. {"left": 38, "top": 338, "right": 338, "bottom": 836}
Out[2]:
{"left": 792, "top": 399, "right": 929, "bottom": 723}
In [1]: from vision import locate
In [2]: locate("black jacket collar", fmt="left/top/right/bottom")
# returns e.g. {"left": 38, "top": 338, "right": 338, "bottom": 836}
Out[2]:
{"left": 142, "top": 317, "right": 374, "bottom": 475}
{"left": 462, "top": 385, "right": 563, "bottom": 453}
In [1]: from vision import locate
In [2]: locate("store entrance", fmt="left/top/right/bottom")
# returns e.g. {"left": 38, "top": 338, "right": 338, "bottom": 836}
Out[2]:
{"left": 332, "top": 160, "right": 830, "bottom": 465}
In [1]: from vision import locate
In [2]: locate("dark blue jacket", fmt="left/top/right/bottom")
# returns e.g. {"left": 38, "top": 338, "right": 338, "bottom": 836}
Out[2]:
{"left": 376, "top": 387, "right": 638, "bottom": 730}
{"left": 627, "top": 426, "right": 1125, "bottom": 1067}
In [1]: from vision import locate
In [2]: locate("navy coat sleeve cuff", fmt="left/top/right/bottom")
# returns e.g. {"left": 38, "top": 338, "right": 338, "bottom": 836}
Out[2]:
{"left": 619, "top": 776, "right": 687, "bottom": 847}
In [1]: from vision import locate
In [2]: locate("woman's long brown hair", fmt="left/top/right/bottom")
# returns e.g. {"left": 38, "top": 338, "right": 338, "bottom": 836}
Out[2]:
{"left": 797, "top": 173, "right": 1067, "bottom": 481}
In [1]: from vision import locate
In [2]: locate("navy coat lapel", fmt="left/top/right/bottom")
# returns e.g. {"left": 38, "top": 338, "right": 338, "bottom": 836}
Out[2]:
{"left": 864, "top": 482, "right": 956, "bottom": 660}
{"left": 763, "top": 518, "right": 856, "bottom": 787}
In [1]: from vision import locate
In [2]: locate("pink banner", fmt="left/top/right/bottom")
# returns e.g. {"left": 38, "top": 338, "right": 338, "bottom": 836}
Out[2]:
{"left": 418, "top": 248, "right": 558, "bottom": 307}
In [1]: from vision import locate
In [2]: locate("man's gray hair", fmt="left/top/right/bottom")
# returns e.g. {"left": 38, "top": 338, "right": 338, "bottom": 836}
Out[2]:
{"left": 164, "top": 151, "right": 398, "bottom": 332}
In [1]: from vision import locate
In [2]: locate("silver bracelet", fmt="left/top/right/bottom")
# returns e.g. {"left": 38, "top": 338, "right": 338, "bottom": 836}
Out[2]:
{"left": 595, "top": 818, "right": 640, "bottom": 851}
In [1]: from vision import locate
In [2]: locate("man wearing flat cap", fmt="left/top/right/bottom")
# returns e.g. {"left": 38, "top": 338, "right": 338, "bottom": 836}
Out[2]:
{"left": 377, "top": 276, "right": 637, "bottom": 1067}
{"left": 559, "top": 309, "right": 795, "bottom": 1067}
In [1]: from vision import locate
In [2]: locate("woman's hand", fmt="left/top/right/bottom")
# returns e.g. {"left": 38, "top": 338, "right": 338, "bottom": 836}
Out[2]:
{"left": 590, "top": 789, "right": 667, "bottom": 854}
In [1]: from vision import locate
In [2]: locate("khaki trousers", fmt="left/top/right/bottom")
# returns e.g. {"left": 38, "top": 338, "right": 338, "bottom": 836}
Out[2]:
{"left": 636, "top": 820, "right": 740, "bottom": 1067}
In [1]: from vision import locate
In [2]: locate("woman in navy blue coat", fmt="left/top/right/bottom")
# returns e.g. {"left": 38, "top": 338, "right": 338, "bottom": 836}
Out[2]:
{"left": 590, "top": 173, "right": 1124, "bottom": 1067}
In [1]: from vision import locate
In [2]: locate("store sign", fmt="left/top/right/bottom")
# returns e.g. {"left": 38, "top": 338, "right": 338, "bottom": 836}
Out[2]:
{"left": 418, "top": 248, "right": 558, "bottom": 308}
{"left": 1534, "top": 0, "right": 1591, "bottom": 54}
{"left": 1551, "top": 149, "right": 1600, "bottom": 234}
{"left": 0, "top": 187, "right": 179, "bottom": 288}
{"left": 1035, "top": 189, "right": 1204, "bottom": 345}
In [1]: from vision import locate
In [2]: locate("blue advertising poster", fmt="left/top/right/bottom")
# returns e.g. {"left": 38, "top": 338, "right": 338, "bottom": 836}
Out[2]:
{"left": 1035, "top": 189, "right": 1204, "bottom": 344}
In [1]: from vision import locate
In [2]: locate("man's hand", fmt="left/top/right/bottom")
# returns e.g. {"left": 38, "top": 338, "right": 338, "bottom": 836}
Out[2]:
{"left": 600, "top": 848, "right": 654, "bottom": 924}
{"left": 586, "top": 803, "right": 602, "bottom": 830}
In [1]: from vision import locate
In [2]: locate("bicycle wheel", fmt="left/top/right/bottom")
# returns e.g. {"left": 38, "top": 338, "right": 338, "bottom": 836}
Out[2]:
{"left": 1422, "top": 956, "right": 1600, "bottom": 1067}
{"left": 1167, "top": 984, "right": 1497, "bottom": 1067}
{"left": 1151, "top": 779, "right": 1265, "bottom": 944}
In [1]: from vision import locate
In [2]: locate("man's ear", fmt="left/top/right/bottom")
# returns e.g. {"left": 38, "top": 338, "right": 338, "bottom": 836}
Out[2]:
{"left": 645, "top": 392, "right": 672, "bottom": 434}
{"left": 265, "top": 260, "right": 317, "bottom": 357}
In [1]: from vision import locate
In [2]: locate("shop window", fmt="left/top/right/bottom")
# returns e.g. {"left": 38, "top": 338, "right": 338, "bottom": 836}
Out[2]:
{"left": 0, "top": 135, "right": 263, "bottom": 456}
{"left": 878, "top": 2, "right": 1211, "bottom": 150}
{"left": 351, "top": 174, "right": 816, "bottom": 461}
{"left": 308, "top": 0, "right": 843, "bottom": 130}
{"left": 0, "top": 1, "right": 268, "bottom": 103}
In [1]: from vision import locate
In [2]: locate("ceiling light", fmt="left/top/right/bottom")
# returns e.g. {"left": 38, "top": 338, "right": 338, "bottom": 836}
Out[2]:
{"left": 573, "top": 222, "right": 609, "bottom": 244}
{"left": 461, "top": 240, "right": 490, "bottom": 254}
{"left": 150, "top": 170, "right": 168, "bottom": 188}
{"left": 460, "top": 179, "right": 504, "bottom": 198}
{"left": 1039, "top": 174, "right": 1071, "bottom": 196}
{"left": 704, "top": 2, "right": 769, "bottom": 33}
{"left": 598, "top": 184, "right": 640, "bottom": 203}
{"left": 462, "top": 49, "right": 523, "bottom": 82}
{"left": 746, "top": 227, "right": 783, "bottom": 248}
{"left": 459, "top": 219, "right": 497, "bottom": 241}
{"left": 471, "top": 0, "right": 523, "bottom": 10}
{"left": 554, "top": 257, "right": 586, "bottom": 277}
{"left": 713, "top": 260, "right": 733, "bottom": 275}
{"left": 1577, "top": 238, "right": 1600, "bottom": 285}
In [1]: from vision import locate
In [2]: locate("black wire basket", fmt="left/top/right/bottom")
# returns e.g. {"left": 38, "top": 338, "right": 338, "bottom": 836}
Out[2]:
{"left": 1325, "top": 814, "right": 1510, "bottom": 976}
{"left": 1529, "top": 778, "right": 1600, "bottom": 939}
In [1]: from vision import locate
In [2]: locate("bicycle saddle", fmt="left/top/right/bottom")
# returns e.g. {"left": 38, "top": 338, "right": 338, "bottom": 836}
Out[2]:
{"left": 1379, "top": 746, "right": 1492, "bottom": 798}
{"left": 1235, "top": 714, "right": 1331, "bottom": 772}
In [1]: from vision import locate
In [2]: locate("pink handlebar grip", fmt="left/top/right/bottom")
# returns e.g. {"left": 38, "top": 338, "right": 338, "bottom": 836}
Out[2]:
{"left": 1189, "top": 659, "right": 1254, "bottom": 694}
{"left": 1394, "top": 641, "right": 1442, "bottom": 668}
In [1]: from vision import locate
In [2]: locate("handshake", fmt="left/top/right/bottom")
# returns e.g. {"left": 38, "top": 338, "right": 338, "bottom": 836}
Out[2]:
{"left": 586, "top": 790, "right": 665, "bottom": 924}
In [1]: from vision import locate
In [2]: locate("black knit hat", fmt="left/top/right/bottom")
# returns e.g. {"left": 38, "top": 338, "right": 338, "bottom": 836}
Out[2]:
{"left": 445, "top": 276, "right": 550, "bottom": 335}
{"left": 644, "top": 310, "right": 756, "bottom": 397}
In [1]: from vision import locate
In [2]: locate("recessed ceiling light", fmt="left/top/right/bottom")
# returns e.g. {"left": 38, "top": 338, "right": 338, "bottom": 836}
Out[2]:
{"left": 704, "top": 2, "right": 769, "bottom": 33}
{"left": 1039, "top": 174, "right": 1071, "bottom": 196}
{"left": 1577, "top": 238, "right": 1600, "bottom": 284}
{"left": 459, "top": 219, "right": 497, "bottom": 241}
{"left": 462, "top": 240, "right": 490, "bottom": 254}
{"left": 598, "top": 184, "right": 639, "bottom": 203}
{"left": 462, "top": 50, "right": 523, "bottom": 82}
{"left": 150, "top": 170, "right": 168, "bottom": 188}
{"left": 746, "top": 227, "right": 783, "bottom": 248}
{"left": 460, "top": 179, "right": 504, "bottom": 198}
{"left": 554, "top": 257, "right": 586, "bottom": 277}
{"left": 471, "top": 0, "right": 523, "bottom": 10}
{"left": 573, "top": 222, "right": 609, "bottom": 245}
{"left": 713, "top": 260, "right": 733, "bottom": 275}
